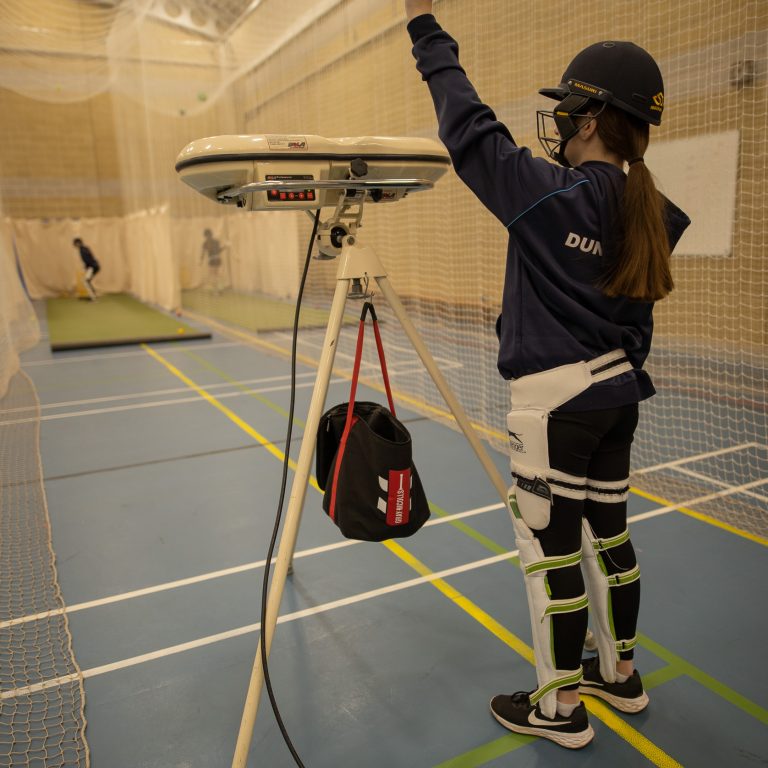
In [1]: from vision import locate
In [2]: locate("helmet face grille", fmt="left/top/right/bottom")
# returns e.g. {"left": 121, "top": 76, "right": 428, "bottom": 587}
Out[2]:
{"left": 539, "top": 41, "right": 664, "bottom": 126}
{"left": 536, "top": 94, "right": 601, "bottom": 167}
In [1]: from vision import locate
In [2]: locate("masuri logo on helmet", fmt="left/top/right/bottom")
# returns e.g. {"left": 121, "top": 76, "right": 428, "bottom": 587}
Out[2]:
{"left": 536, "top": 40, "right": 664, "bottom": 166}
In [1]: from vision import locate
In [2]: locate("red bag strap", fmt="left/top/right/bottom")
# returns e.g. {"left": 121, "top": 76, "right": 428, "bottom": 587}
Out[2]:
{"left": 361, "top": 302, "right": 396, "bottom": 414}
{"left": 329, "top": 302, "right": 396, "bottom": 520}
{"left": 344, "top": 301, "right": 396, "bottom": 425}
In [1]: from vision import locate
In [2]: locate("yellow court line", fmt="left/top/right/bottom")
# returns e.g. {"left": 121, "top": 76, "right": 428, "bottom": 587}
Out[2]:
{"left": 143, "top": 343, "right": 682, "bottom": 768}
{"left": 180, "top": 348, "right": 304, "bottom": 427}
{"left": 178, "top": 309, "right": 323, "bottom": 369}
{"left": 630, "top": 486, "right": 768, "bottom": 547}
{"left": 141, "top": 344, "right": 321, "bottom": 492}
{"left": 187, "top": 310, "right": 502, "bottom": 440}
{"left": 180, "top": 316, "right": 766, "bottom": 524}
{"left": 384, "top": 539, "right": 536, "bottom": 664}
{"left": 385, "top": 541, "right": 682, "bottom": 768}
{"left": 584, "top": 697, "right": 682, "bottom": 767}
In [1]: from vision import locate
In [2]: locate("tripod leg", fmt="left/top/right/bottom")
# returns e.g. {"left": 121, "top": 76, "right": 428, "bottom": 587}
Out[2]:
{"left": 375, "top": 276, "right": 509, "bottom": 506}
{"left": 231, "top": 278, "right": 350, "bottom": 768}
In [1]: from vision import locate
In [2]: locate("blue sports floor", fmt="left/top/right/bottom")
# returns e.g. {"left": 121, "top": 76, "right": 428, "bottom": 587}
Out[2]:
{"left": 12, "top": 305, "right": 768, "bottom": 767}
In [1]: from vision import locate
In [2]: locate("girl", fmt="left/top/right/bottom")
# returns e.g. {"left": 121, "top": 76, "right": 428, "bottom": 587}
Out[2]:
{"left": 405, "top": 0, "right": 690, "bottom": 749}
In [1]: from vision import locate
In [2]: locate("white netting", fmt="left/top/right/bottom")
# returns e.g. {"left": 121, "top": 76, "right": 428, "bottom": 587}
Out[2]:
{"left": 0, "top": 0, "right": 765, "bottom": 524}
{"left": 235, "top": 0, "right": 768, "bottom": 535}
{"left": 0, "top": 3, "right": 764, "bottom": 758}
{"left": 0, "top": 221, "right": 39, "bottom": 400}
{"left": 0, "top": 371, "right": 89, "bottom": 767}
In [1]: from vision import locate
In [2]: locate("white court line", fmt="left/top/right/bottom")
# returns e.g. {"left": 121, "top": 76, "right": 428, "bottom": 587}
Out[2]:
{"left": 176, "top": 308, "right": 463, "bottom": 372}
{"left": 627, "top": 476, "right": 768, "bottom": 524}
{"left": 271, "top": 328, "right": 464, "bottom": 370}
{"left": 1, "top": 481, "right": 763, "bottom": 698}
{"left": 0, "top": 372, "right": 319, "bottom": 415}
{"left": 21, "top": 340, "right": 239, "bottom": 366}
{"left": 0, "top": 380, "right": 332, "bottom": 426}
{"left": 0, "top": 503, "right": 506, "bottom": 630}
{"left": 633, "top": 442, "right": 762, "bottom": 475}
{"left": 1, "top": 363, "right": 443, "bottom": 426}
{"left": 671, "top": 465, "right": 768, "bottom": 504}
{"left": 0, "top": 548, "right": 519, "bottom": 700}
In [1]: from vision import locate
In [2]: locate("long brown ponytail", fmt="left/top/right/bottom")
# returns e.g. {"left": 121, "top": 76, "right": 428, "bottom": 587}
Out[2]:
{"left": 594, "top": 105, "right": 674, "bottom": 301}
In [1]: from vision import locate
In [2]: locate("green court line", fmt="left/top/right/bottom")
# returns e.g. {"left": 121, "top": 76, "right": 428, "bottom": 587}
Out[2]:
{"left": 642, "top": 663, "right": 685, "bottom": 691}
{"left": 637, "top": 632, "right": 768, "bottom": 725}
{"left": 430, "top": 666, "right": 683, "bottom": 768}
{"left": 434, "top": 659, "right": 754, "bottom": 768}
{"left": 180, "top": 349, "right": 768, "bottom": 732}
{"left": 425, "top": 502, "right": 767, "bottom": 765}
{"left": 150, "top": 345, "right": 767, "bottom": 766}
{"left": 431, "top": 733, "right": 534, "bottom": 768}
{"left": 429, "top": 502, "right": 517, "bottom": 559}
{"left": 430, "top": 500, "right": 768, "bottom": 724}
{"left": 180, "top": 349, "right": 305, "bottom": 428}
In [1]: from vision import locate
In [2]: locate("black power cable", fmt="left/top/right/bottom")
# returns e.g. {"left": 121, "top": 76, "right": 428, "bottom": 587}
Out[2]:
{"left": 259, "top": 209, "right": 322, "bottom": 768}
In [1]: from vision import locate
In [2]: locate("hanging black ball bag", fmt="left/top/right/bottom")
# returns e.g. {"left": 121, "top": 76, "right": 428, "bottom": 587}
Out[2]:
{"left": 316, "top": 302, "right": 430, "bottom": 541}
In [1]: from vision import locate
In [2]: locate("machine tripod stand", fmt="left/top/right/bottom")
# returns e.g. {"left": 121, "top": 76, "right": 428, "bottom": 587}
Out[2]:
{"left": 173, "top": 133, "right": 511, "bottom": 767}
{"left": 231, "top": 231, "right": 509, "bottom": 767}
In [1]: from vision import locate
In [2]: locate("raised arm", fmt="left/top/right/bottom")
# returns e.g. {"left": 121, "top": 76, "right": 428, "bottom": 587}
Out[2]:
{"left": 405, "top": 0, "right": 433, "bottom": 21}
{"left": 405, "top": 3, "right": 569, "bottom": 226}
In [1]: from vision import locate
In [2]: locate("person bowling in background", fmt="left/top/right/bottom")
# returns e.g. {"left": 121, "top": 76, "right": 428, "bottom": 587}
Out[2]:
{"left": 73, "top": 238, "right": 100, "bottom": 300}
{"left": 201, "top": 228, "right": 227, "bottom": 293}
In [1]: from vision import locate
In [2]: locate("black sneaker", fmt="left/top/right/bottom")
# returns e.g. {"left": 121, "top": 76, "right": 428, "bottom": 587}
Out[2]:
{"left": 489, "top": 691, "right": 594, "bottom": 749}
{"left": 578, "top": 656, "right": 649, "bottom": 713}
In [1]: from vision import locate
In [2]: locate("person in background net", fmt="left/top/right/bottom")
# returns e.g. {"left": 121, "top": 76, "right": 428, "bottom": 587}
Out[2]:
{"left": 200, "top": 228, "right": 227, "bottom": 293}
{"left": 405, "top": 0, "right": 690, "bottom": 749}
{"left": 72, "top": 238, "right": 100, "bottom": 301}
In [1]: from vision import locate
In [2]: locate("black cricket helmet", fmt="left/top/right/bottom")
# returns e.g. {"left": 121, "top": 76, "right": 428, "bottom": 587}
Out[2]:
{"left": 537, "top": 41, "right": 664, "bottom": 166}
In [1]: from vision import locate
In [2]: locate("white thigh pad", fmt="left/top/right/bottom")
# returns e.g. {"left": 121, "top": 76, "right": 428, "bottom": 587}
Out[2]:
{"left": 507, "top": 408, "right": 551, "bottom": 529}
{"left": 506, "top": 353, "right": 632, "bottom": 529}
{"left": 506, "top": 361, "right": 598, "bottom": 530}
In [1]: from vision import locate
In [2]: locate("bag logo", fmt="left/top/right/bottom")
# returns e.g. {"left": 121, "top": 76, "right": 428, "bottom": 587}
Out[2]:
{"left": 379, "top": 469, "right": 411, "bottom": 526}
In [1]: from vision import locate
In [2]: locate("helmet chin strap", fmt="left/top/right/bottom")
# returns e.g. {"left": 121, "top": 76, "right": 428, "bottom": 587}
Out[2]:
{"left": 537, "top": 93, "right": 594, "bottom": 168}
{"left": 554, "top": 139, "right": 571, "bottom": 168}
{"left": 551, "top": 98, "right": 607, "bottom": 168}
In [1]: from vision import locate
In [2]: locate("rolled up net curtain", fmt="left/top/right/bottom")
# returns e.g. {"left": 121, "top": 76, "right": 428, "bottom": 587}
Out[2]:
{"left": 0, "top": 219, "right": 40, "bottom": 397}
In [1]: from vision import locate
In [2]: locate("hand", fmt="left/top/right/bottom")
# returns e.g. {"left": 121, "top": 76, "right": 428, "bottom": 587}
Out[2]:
{"left": 405, "top": 0, "right": 433, "bottom": 22}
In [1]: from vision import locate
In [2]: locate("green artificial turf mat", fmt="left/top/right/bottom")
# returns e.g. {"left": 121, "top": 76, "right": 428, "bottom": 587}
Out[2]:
{"left": 181, "top": 289, "right": 355, "bottom": 332}
{"left": 46, "top": 293, "right": 211, "bottom": 351}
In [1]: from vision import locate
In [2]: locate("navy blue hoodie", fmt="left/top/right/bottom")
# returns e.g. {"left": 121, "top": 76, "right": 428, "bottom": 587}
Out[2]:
{"left": 77, "top": 244, "right": 99, "bottom": 270}
{"left": 409, "top": 15, "right": 690, "bottom": 411}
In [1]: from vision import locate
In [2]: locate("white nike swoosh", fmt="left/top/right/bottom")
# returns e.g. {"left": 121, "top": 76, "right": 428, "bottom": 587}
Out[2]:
{"left": 528, "top": 710, "right": 570, "bottom": 727}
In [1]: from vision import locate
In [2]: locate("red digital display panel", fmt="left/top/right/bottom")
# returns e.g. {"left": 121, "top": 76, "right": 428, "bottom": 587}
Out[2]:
{"left": 265, "top": 175, "right": 316, "bottom": 202}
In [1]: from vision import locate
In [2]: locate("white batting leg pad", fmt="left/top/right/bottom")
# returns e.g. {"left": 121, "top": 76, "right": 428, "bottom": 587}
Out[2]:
{"left": 581, "top": 522, "right": 641, "bottom": 683}
{"left": 514, "top": 507, "right": 586, "bottom": 719}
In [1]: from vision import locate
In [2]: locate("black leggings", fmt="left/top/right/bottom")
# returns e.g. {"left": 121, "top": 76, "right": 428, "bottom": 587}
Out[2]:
{"left": 536, "top": 404, "right": 640, "bottom": 686}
